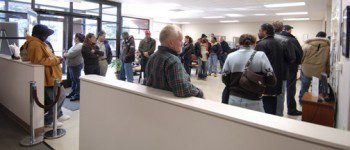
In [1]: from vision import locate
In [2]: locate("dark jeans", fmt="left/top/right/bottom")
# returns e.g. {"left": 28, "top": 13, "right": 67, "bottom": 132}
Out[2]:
{"left": 262, "top": 96, "right": 277, "bottom": 115}
{"left": 219, "top": 54, "right": 227, "bottom": 71}
{"left": 84, "top": 64, "right": 100, "bottom": 75}
{"left": 141, "top": 58, "right": 148, "bottom": 78}
{"left": 183, "top": 57, "right": 192, "bottom": 75}
{"left": 44, "top": 86, "right": 65, "bottom": 125}
{"left": 299, "top": 71, "right": 313, "bottom": 104}
{"left": 68, "top": 64, "right": 83, "bottom": 99}
{"left": 198, "top": 58, "right": 207, "bottom": 79}
{"left": 286, "top": 66, "right": 298, "bottom": 112}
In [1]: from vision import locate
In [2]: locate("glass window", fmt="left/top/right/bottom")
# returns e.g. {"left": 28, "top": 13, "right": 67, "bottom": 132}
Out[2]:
{"left": 41, "top": 20, "right": 64, "bottom": 56}
{"left": 102, "top": 22, "right": 116, "bottom": 39}
{"left": 107, "top": 40, "right": 116, "bottom": 51}
{"left": 0, "top": 1, "right": 5, "bottom": 10}
{"left": 102, "top": 5, "right": 117, "bottom": 16}
{"left": 123, "top": 17, "right": 149, "bottom": 29}
{"left": 35, "top": 0, "right": 69, "bottom": 11}
{"left": 85, "top": 19, "right": 97, "bottom": 35}
{"left": 0, "top": 12, "right": 5, "bottom": 18}
{"left": 73, "top": 1, "right": 99, "bottom": 15}
{"left": 9, "top": 18, "right": 28, "bottom": 37}
{"left": 102, "top": 14, "right": 116, "bottom": 22}
{"left": 8, "top": 2, "right": 31, "bottom": 13}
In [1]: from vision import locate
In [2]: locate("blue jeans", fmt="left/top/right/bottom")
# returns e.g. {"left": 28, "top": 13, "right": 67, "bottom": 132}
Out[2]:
{"left": 229, "top": 95, "right": 264, "bottom": 112}
{"left": 276, "top": 80, "right": 287, "bottom": 116}
{"left": 197, "top": 58, "right": 207, "bottom": 79}
{"left": 208, "top": 54, "right": 218, "bottom": 74}
{"left": 44, "top": 86, "right": 65, "bottom": 125}
{"left": 119, "top": 62, "right": 134, "bottom": 83}
{"left": 299, "top": 72, "right": 313, "bottom": 104}
{"left": 68, "top": 64, "right": 83, "bottom": 99}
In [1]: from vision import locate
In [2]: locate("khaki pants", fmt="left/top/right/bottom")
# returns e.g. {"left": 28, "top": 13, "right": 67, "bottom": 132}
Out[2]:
{"left": 99, "top": 59, "right": 108, "bottom": 76}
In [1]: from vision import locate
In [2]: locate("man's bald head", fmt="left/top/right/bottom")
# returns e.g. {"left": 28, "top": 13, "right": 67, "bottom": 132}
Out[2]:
{"left": 159, "top": 25, "right": 183, "bottom": 54}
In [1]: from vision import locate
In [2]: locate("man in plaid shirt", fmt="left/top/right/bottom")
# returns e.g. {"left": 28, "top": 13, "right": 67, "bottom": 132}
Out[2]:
{"left": 145, "top": 25, "right": 204, "bottom": 98}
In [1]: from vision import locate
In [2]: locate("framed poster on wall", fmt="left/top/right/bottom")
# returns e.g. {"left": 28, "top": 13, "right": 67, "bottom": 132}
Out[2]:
{"left": 342, "top": 6, "right": 350, "bottom": 58}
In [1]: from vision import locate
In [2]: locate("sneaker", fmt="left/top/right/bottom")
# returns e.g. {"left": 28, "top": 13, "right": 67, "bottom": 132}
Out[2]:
{"left": 45, "top": 121, "right": 63, "bottom": 128}
{"left": 58, "top": 114, "right": 71, "bottom": 122}
{"left": 214, "top": 74, "right": 218, "bottom": 77}
{"left": 66, "top": 93, "right": 74, "bottom": 98}
{"left": 208, "top": 73, "right": 212, "bottom": 76}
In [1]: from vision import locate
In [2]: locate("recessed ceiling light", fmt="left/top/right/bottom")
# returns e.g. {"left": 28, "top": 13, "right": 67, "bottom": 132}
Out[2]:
{"left": 226, "top": 14, "right": 244, "bottom": 17}
{"left": 254, "top": 14, "right": 266, "bottom": 16}
{"left": 220, "top": 20, "right": 239, "bottom": 23}
{"left": 276, "top": 12, "right": 308, "bottom": 15}
{"left": 202, "top": 16, "right": 225, "bottom": 19}
{"left": 264, "top": 2, "right": 306, "bottom": 8}
{"left": 284, "top": 18, "right": 310, "bottom": 21}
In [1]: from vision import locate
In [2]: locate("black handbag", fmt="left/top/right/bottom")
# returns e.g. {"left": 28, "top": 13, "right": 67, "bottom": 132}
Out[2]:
{"left": 239, "top": 51, "right": 266, "bottom": 95}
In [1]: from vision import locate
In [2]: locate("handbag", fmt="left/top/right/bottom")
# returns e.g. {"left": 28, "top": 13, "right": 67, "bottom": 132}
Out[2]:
{"left": 239, "top": 51, "right": 266, "bottom": 95}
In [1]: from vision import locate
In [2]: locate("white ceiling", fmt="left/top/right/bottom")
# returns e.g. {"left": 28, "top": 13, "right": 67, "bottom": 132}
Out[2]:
{"left": 112, "top": 0, "right": 331, "bottom": 24}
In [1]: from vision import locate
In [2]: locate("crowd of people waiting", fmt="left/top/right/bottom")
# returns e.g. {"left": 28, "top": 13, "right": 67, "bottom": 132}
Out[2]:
{"left": 22, "top": 21, "right": 330, "bottom": 127}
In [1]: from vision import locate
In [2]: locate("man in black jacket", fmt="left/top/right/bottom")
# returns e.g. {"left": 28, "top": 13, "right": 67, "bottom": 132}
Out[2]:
{"left": 219, "top": 37, "right": 230, "bottom": 73}
{"left": 256, "top": 23, "right": 284, "bottom": 115}
{"left": 272, "top": 21, "right": 299, "bottom": 116}
{"left": 281, "top": 25, "right": 303, "bottom": 116}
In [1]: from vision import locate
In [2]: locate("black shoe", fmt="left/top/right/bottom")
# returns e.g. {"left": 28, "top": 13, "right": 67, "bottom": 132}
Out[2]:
{"left": 66, "top": 93, "right": 74, "bottom": 98}
{"left": 70, "top": 97, "right": 80, "bottom": 101}
{"left": 288, "top": 110, "right": 302, "bottom": 116}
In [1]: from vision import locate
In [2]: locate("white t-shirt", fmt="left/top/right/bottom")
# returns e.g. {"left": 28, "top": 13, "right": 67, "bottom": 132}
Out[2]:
{"left": 201, "top": 43, "right": 208, "bottom": 61}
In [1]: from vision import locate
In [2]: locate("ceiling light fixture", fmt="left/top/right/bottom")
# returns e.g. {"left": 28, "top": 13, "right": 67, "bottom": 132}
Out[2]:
{"left": 202, "top": 16, "right": 225, "bottom": 19}
{"left": 264, "top": 2, "right": 306, "bottom": 8}
{"left": 283, "top": 18, "right": 310, "bottom": 21}
{"left": 276, "top": 12, "right": 308, "bottom": 15}
{"left": 220, "top": 20, "right": 239, "bottom": 23}
{"left": 254, "top": 14, "right": 266, "bottom": 16}
{"left": 226, "top": 14, "right": 244, "bottom": 17}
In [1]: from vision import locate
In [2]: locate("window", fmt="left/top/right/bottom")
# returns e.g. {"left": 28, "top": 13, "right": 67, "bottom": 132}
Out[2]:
{"left": 35, "top": 0, "right": 69, "bottom": 11}
{"left": 41, "top": 20, "right": 64, "bottom": 56}
{"left": 122, "top": 17, "right": 150, "bottom": 49}
{"left": 9, "top": 18, "right": 28, "bottom": 37}
{"left": 85, "top": 19, "right": 97, "bottom": 35}
{"left": 73, "top": 1, "right": 99, "bottom": 15}
{"left": 102, "top": 22, "right": 116, "bottom": 39}
{"left": 0, "top": 1, "right": 5, "bottom": 10}
{"left": 8, "top": 2, "right": 31, "bottom": 13}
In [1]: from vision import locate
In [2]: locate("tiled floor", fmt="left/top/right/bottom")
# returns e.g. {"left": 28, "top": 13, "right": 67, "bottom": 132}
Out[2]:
{"left": 46, "top": 68, "right": 303, "bottom": 149}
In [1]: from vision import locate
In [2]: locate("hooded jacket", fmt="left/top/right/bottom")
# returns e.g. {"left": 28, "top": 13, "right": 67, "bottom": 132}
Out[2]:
{"left": 301, "top": 38, "right": 330, "bottom": 79}
{"left": 24, "top": 36, "right": 62, "bottom": 87}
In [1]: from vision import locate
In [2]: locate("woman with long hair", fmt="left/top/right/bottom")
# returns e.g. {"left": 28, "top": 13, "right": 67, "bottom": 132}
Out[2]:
{"left": 81, "top": 33, "right": 104, "bottom": 75}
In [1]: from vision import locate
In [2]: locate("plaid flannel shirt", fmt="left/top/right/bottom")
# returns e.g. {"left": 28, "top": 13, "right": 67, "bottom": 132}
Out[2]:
{"left": 145, "top": 46, "right": 203, "bottom": 98}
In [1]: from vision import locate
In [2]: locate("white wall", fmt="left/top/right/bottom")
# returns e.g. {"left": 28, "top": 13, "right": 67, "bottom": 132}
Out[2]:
{"left": 336, "top": 0, "right": 350, "bottom": 131}
{"left": 80, "top": 75, "right": 350, "bottom": 150}
{"left": 0, "top": 55, "right": 45, "bottom": 130}
{"left": 182, "top": 20, "right": 324, "bottom": 45}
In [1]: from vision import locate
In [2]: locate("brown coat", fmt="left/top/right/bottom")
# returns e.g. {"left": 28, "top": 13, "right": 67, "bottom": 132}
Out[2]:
{"left": 25, "top": 36, "right": 62, "bottom": 87}
{"left": 301, "top": 38, "right": 330, "bottom": 79}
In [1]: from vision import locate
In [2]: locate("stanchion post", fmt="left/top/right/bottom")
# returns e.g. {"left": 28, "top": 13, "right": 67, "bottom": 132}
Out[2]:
{"left": 20, "top": 81, "right": 44, "bottom": 146}
{"left": 44, "top": 78, "right": 66, "bottom": 139}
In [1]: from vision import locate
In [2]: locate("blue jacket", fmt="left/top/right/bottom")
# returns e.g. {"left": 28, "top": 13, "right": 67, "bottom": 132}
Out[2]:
{"left": 103, "top": 40, "right": 113, "bottom": 64}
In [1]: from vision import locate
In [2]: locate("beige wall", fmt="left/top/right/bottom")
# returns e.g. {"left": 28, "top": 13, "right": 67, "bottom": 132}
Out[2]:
{"left": 80, "top": 75, "right": 350, "bottom": 150}
{"left": 181, "top": 20, "right": 324, "bottom": 45}
{"left": 0, "top": 55, "right": 45, "bottom": 130}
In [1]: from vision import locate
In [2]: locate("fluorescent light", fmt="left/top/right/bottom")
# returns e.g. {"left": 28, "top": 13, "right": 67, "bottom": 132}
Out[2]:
{"left": 276, "top": 12, "right": 308, "bottom": 15}
{"left": 254, "top": 14, "right": 266, "bottom": 16}
{"left": 220, "top": 20, "right": 239, "bottom": 23}
{"left": 172, "top": 22, "right": 190, "bottom": 24}
{"left": 264, "top": 2, "right": 305, "bottom": 8}
{"left": 284, "top": 18, "right": 310, "bottom": 21}
{"left": 226, "top": 14, "right": 244, "bottom": 17}
{"left": 202, "top": 16, "right": 225, "bottom": 19}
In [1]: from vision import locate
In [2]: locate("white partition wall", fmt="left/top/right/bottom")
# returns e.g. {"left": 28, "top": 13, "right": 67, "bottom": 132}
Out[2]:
{"left": 80, "top": 75, "right": 350, "bottom": 150}
{"left": 0, "top": 55, "right": 45, "bottom": 131}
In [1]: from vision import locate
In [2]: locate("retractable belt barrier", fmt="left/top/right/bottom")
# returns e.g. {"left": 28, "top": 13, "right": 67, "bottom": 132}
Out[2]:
{"left": 20, "top": 78, "right": 66, "bottom": 147}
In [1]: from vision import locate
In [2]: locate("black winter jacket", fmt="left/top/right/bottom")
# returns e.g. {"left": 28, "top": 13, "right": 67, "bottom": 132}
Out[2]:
{"left": 256, "top": 36, "right": 283, "bottom": 95}
{"left": 274, "top": 33, "right": 296, "bottom": 80}
{"left": 82, "top": 44, "right": 104, "bottom": 66}
{"left": 210, "top": 43, "right": 222, "bottom": 55}
{"left": 281, "top": 31, "right": 303, "bottom": 65}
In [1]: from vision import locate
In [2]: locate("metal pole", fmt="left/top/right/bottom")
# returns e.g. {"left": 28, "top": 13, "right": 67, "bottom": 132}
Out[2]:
{"left": 44, "top": 79, "right": 66, "bottom": 139}
{"left": 20, "top": 81, "right": 43, "bottom": 146}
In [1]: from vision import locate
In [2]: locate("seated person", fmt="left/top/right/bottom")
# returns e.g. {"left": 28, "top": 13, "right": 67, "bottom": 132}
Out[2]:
{"left": 144, "top": 25, "right": 203, "bottom": 98}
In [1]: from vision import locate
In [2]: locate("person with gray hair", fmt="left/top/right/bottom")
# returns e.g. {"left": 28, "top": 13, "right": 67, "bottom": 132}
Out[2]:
{"left": 145, "top": 25, "right": 203, "bottom": 98}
